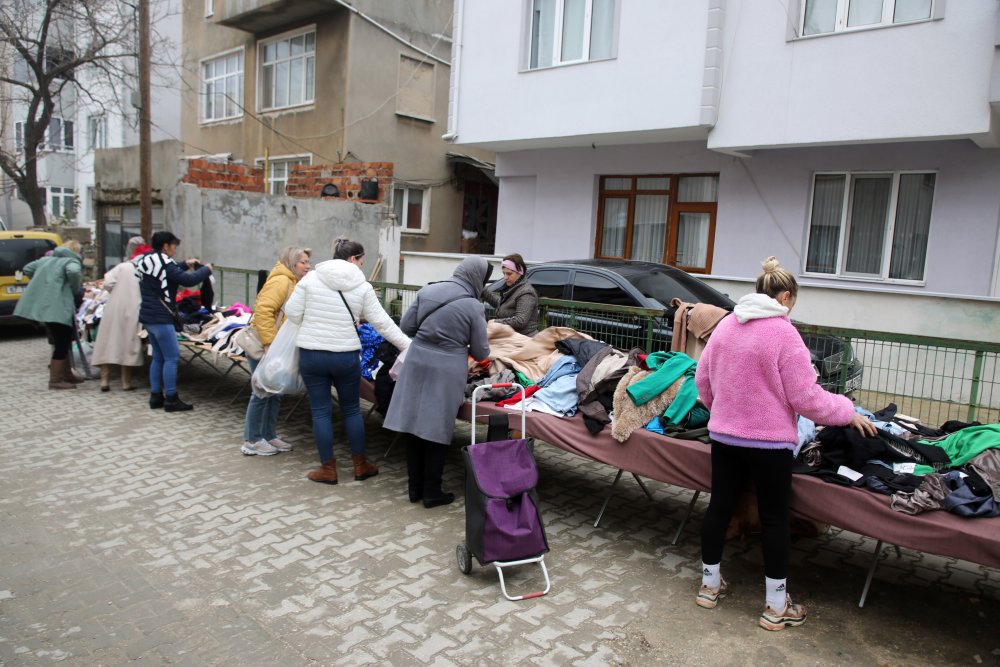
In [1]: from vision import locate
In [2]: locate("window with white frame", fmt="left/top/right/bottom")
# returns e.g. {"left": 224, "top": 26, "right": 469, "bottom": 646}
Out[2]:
{"left": 801, "top": 0, "right": 933, "bottom": 36}
{"left": 257, "top": 155, "right": 311, "bottom": 195}
{"left": 259, "top": 28, "right": 315, "bottom": 111}
{"left": 205, "top": 0, "right": 214, "bottom": 17}
{"left": 393, "top": 186, "right": 430, "bottom": 233}
{"left": 47, "top": 117, "right": 73, "bottom": 151}
{"left": 528, "top": 0, "right": 616, "bottom": 69}
{"left": 804, "top": 171, "right": 936, "bottom": 281}
{"left": 202, "top": 50, "right": 244, "bottom": 122}
{"left": 87, "top": 114, "right": 107, "bottom": 150}
{"left": 14, "top": 122, "right": 24, "bottom": 151}
{"left": 49, "top": 186, "right": 75, "bottom": 219}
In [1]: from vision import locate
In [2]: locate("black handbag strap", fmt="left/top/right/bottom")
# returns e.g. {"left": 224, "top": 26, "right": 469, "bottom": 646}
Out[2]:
{"left": 338, "top": 291, "right": 362, "bottom": 341}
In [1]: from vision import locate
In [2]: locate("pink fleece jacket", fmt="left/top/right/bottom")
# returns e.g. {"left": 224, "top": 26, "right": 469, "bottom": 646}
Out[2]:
{"left": 694, "top": 311, "right": 855, "bottom": 446}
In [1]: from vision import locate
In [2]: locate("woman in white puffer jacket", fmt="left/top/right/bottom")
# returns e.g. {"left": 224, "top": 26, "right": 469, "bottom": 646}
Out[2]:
{"left": 284, "top": 238, "right": 410, "bottom": 486}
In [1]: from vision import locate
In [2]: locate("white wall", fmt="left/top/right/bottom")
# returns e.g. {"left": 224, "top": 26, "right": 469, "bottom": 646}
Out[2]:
{"left": 709, "top": 0, "right": 998, "bottom": 151}
{"left": 490, "top": 139, "right": 1000, "bottom": 298}
{"left": 451, "top": 0, "right": 712, "bottom": 149}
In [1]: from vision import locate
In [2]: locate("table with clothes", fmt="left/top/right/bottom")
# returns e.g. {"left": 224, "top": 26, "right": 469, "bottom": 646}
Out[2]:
{"left": 366, "top": 320, "right": 1000, "bottom": 597}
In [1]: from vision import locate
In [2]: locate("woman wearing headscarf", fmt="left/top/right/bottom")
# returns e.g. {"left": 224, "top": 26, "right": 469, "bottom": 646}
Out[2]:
{"left": 384, "top": 256, "right": 492, "bottom": 508}
{"left": 284, "top": 238, "right": 410, "bottom": 484}
{"left": 240, "top": 245, "right": 312, "bottom": 456}
{"left": 480, "top": 252, "right": 538, "bottom": 336}
{"left": 14, "top": 240, "right": 84, "bottom": 390}
{"left": 91, "top": 236, "right": 149, "bottom": 392}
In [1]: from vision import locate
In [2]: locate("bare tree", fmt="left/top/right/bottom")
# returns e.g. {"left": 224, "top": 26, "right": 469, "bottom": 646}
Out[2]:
{"left": 0, "top": 0, "right": 143, "bottom": 228}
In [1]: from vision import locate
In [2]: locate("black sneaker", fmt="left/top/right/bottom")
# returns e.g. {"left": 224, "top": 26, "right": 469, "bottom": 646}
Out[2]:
{"left": 164, "top": 394, "right": 193, "bottom": 412}
{"left": 149, "top": 392, "right": 164, "bottom": 409}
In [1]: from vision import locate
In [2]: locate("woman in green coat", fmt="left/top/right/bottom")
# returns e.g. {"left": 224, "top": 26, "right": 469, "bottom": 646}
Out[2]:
{"left": 14, "top": 240, "right": 84, "bottom": 390}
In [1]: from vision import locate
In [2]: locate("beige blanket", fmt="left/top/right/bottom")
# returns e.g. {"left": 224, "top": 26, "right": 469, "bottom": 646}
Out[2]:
{"left": 485, "top": 322, "right": 593, "bottom": 381}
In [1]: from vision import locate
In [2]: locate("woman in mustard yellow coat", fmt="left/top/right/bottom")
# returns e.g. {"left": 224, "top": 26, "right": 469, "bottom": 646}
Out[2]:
{"left": 240, "top": 246, "right": 311, "bottom": 456}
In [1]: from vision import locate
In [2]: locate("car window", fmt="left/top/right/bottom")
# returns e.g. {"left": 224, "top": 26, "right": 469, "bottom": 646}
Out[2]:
{"left": 0, "top": 239, "right": 57, "bottom": 276}
{"left": 571, "top": 272, "right": 635, "bottom": 306}
{"left": 627, "top": 268, "right": 734, "bottom": 309}
{"left": 526, "top": 269, "right": 569, "bottom": 299}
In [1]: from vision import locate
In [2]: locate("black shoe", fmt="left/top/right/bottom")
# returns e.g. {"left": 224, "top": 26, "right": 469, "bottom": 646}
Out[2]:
{"left": 422, "top": 493, "right": 455, "bottom": 509}
{"left": 408, "top": 490, "right": 423, "bottom": 503}
{"left": 164, "top": 394, "right": 193, "bottom": 412}
{"left": 149, "top": 392, "right": 164, "bottom": 409}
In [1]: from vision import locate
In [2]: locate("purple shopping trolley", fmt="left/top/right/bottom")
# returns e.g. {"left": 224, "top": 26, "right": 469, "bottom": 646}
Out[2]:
{"left": 456, "top": 383, "right": 551, "bottom": 601}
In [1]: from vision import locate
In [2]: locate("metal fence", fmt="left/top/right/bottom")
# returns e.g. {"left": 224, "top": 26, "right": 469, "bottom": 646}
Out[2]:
{"left": 214, "top": 267, "right": 999, "bottom": 426}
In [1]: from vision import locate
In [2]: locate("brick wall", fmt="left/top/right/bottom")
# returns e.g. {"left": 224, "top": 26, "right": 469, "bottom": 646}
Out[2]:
{"left": 182, "top": 159, "right": 265, "bottom": 193}
{"left": 285, "top": 162, "right": 394, "bottom": 202}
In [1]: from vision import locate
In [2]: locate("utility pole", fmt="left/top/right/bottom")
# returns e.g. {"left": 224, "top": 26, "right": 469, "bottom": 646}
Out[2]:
{"left": 138, "top": 0, "right": 152, "bottom": 241}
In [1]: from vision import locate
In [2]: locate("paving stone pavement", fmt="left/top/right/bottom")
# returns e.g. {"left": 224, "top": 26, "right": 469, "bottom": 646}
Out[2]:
{"left": 1, "top": 327, "right": 999, "bottom": 666}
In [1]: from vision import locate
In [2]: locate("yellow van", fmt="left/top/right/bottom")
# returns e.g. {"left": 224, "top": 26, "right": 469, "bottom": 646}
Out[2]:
{"left": 0, "top": 230, "right": 64, "bottom": 324}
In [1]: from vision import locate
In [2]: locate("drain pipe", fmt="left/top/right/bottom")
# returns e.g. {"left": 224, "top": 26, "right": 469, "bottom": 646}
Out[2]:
{"left": 441, "top": 0, "right": 464, "bottom": 143}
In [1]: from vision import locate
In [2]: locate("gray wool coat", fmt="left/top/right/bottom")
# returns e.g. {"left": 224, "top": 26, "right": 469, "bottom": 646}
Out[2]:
{"left": 481, "top": 276, "right": 539, "bottom": 336}
{"left": 384, "top": 257, "right": 491, "bottom": 445}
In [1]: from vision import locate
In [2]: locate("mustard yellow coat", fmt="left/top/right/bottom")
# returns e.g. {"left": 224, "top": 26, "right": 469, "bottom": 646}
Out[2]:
{"left": 253, "top": 261, "right": 297, "bottom": 346}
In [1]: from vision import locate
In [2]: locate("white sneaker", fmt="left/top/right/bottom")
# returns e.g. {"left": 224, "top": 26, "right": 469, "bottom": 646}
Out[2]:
{"left": 268, "top": 437, "right": 293, "bottom": 452}
{"left": 241, "top": 439, "right": 278, "bottom": 456}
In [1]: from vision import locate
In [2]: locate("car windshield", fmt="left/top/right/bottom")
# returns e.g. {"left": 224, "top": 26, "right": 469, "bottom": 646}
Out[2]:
{"left": 0, "top": 239, "right": 57, "bottom": 276}
{"left": 625, "top": 268, "right": 735, "bottom": 310}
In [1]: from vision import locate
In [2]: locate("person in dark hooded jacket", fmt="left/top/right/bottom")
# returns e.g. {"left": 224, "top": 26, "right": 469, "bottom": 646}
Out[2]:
{"left": 385, "top": 256, "right": 492, "bottom": 508}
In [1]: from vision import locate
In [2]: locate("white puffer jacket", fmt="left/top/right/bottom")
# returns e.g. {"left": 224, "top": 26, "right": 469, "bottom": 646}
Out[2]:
{"left": 284, "top": 259, "right": 410, "bottom": 353}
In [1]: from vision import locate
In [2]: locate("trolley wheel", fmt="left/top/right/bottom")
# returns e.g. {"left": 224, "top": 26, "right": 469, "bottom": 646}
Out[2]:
{"left": 456, "top": 543, "right": 473, "bottom": 575}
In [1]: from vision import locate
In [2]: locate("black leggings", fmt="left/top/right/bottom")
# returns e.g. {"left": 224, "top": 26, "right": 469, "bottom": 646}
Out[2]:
{"left": 700, "top": 440, "right": 793, "bottom": 579}
{"left": 46, "top": 323, "right": 74, "bottom": 361}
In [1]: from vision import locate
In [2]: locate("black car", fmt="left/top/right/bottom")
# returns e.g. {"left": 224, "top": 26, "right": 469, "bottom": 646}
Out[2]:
{"left": 487, "top": 259, "right": 862, "bottom": 393}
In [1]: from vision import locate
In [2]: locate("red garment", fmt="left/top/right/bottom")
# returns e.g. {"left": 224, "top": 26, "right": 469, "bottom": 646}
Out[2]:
{"left": 130, "top": 244, "right": 152, "bottom": 259}
{"left": 496, "top": 384, "right": 541, "bottom": 406}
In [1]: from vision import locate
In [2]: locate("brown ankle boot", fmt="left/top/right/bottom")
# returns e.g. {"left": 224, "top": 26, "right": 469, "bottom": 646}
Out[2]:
{"left": 100, "top": 365, "right": 111, "bottom": 392}
{"left": 121, "top": 366, "right": 135, "bottom": 391}
{"left": 49, "top": 359, "right": 75, "bottom": 390}
{"left": 352, "top": 455, "right": 379, "bottom": 481}
{"left": 63, "top": 360, "right": 85, "bottom": 384}
{"left": 307, "top": 459, "right": 338, "bottom": 485}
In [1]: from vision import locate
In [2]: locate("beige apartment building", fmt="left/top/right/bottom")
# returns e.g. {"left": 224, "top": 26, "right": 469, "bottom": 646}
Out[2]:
{"left": 181, "top": 0, "right": 497, "bottom": 254}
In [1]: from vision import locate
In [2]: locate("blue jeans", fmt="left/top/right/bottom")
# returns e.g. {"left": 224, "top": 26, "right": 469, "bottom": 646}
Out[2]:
{"left": 145, "top": 322, "right": 180, "bottom": 395}
{"left": 299, "top": 348, "right": 365, "bottom": 462}
{"left": 244, "top": 357, "right": 282, "bottom": 442}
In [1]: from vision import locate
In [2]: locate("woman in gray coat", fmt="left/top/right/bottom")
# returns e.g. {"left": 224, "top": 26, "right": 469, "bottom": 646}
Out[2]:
{"left": 384, "top": 256, "right": 491, "bottom": 508}
{"left": 480, "top": 253, "right": 538, "bottom": 336}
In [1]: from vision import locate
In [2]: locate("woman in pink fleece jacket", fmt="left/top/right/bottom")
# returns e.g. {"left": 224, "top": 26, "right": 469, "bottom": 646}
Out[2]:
{"left": 693, "top": 257, "right": 875, "bottom": 631}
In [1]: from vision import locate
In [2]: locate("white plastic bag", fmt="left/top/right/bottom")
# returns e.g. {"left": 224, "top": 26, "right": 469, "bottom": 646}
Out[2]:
{"left": 388, "top": 345, "right": 408, "bottom": 381}
{"left": 251, "top": 320, "right": 305, "bottom": 398}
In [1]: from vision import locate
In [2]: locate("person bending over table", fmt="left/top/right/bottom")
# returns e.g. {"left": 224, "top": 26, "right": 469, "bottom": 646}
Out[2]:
{"left": 285, "top": 238, "right": 410, "bottom": 485}
{"left": 693, "top": 256, "right": 875, "bottom": 631}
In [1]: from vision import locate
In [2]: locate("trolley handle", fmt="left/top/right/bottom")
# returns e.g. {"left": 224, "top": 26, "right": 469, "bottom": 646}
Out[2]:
{"left": 470, "top": 381, "right": 527, "bottom": 442}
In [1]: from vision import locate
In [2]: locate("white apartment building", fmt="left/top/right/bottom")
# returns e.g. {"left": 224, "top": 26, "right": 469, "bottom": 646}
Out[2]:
{"left": 445, "top": 0, "right": 1000, "bottom": 339}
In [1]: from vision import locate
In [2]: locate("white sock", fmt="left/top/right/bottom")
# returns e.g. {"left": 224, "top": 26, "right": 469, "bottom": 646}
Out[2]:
{"left": 765, "top": 577, "right": 787, "bottom": 612}
{"left": 701, "top": 562, "right": 721, "bottom": 590}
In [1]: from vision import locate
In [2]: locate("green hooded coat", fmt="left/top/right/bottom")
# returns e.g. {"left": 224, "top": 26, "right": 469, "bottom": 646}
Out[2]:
{"left": 13, "top": 246, "right": 83, "bottom": 326}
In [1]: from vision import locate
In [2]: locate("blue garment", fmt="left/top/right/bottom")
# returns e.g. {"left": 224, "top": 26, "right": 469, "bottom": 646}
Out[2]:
{"left": 537, "top": 355, "right": 581, "bottom": 387}
{"left": 855, "top": 406, "right": 907, "bottom": 437}
{"left": 530, "top": 374, "right": 580, "bottom": 416}
{"left": 244, "top": 356, "right": 282, "bottom": 442}
{"left": 299, "top": 348, "right": 365, "bottom": 461}
{"left": 358, "top": 323, "right": 385, "bottom": 380}
{"left": 793, "top": 416, "right": 817, "bottom": 458}
{"left": 645, "top": 417, "right": 665, "bottom": 435}
{"left": 146, "top": 322, "right": 180, "bottom": 395}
